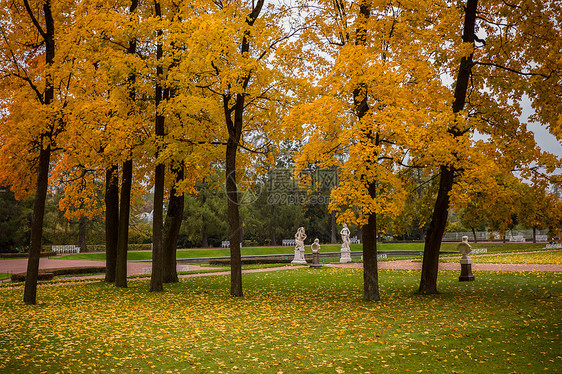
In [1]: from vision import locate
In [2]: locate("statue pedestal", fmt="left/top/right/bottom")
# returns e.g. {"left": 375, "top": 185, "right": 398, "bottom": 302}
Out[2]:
{"left": 310, "top": 252, "right": 322, "bottom": 268}
{"left": 340, "top": 249, "right": 352, "bottom": 263}
{"left": 459, "top": 258, "right": 475, "bottom": 281}
{"left": 291, "top": 249, "right": 307, "bottom": 265}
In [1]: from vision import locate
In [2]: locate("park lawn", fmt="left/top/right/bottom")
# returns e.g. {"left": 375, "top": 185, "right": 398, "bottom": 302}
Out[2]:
{"left": 441, "top": 250, "right": 562, "bottom": 265}
{"left": 55, "top": 242, "right": 549, "bottom": 262}
{"left": 0, "top": 268, "right": 560, "bottom": 373}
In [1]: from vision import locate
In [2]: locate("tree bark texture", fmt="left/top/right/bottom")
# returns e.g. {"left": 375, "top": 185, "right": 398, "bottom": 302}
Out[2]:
{"left": 115, "top": 159, "right": 133, "bottom": 288}
{"left": 226, "top": 138, "right": 243, "bottom": 297}
{"left": 419, "top": 0, "right": 478, "bottom": 294}
{"left": 78, "top": 216, "right": 88, "bottom": 252}
{"left": 23, "top": 146, "right": 51, "bottom": 305}
{"left": 163, "top": 164, "right": 184, "bottom": 283}
{"left": 104, "top": 165, "right": 119, "bottom": 283}
{"left": 331, "top": 211, "right": 337, "bottom": 244}
{"left": 363, "top": 182, "right": 380, "bottom": 301}
{"left": 419, "top": 165, "right": 454, "bottom": 294}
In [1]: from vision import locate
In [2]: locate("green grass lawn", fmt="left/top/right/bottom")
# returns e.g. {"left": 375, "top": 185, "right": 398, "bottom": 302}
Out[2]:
{"left": 56, "top": 242, "right": 550, "bottom": 262}
{"left": 440, "top": 250, "right": 562, "bottom": 265}
{"left": 0, "top": 268, "right": 559, "bottom": 373}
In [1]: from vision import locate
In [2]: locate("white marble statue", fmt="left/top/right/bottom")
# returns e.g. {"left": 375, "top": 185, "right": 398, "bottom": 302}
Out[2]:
{"left": 457, "top": 236, "right": 472, "bottom": 260}
{"left": 340, "top": 223, "right": 351, "bottom": 251}
{"left": 311, "top": 238, "right": 321, "bottom": 253}
{"left": 310, "top": 238, "right": 321, "bottom": 267}
{"left": 291, "top": 227, "right": 307, "bottom": 264}
{"left": 340, "top": 223, "right": 352, "bottom": 263}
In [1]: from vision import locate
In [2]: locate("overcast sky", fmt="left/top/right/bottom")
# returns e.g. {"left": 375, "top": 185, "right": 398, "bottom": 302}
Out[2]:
{"left": 520, "top": 96, "right": 562, "bottom": 159}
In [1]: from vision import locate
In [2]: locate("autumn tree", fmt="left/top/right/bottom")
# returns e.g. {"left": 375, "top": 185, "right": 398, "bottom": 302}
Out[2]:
{"left": 289, "top": 0, "right": 453, "bottom": 300}
{"left": 419, "top": 0, "right": 561, "bottom": 293}
{"left": 167, "top": 0, "right": 306, "bottom": 296}
{"left": 0, "top": 0, "right": 77, "bottom": 304}
{"left": 51, "top": 0, "right": 154, "bottom": 287}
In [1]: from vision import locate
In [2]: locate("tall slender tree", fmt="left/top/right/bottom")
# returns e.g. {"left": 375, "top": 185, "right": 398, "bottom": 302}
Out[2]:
{"left": 0, "top": 0, "right": 66, "bottom": 304}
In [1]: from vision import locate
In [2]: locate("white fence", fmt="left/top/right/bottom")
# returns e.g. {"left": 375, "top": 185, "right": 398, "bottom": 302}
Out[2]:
{"left": 142, "top": 265, "right": 190, "bottom": 275}
{"left": 282, "top": 239, "right": 296, "bottom": 246}
{"left": 221, "top": 241, "right": 242, "bottom": 248}
{"left": 471, "top": 248, "right": 488, "bottom": 254}
{"left": 52, "top": 245, "right": 80, "bottom": 254}
{"left": 443, "top": 229, "right": 549, "bottom": 242}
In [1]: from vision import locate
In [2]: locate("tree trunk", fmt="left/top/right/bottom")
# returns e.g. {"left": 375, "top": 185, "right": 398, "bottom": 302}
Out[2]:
{"left": 201, "top": 193, "right": 209, "bottom": 248}
{"left": 150, "top": 0, "right": 165, "bottom": 292}
{"left": 23, "top": 146, "right": 51, "bottom": 305}
{"left": 151, "top": 161, "right": 165, "bottom": 292}
{"left": 163, "top": 164, "right": 184, "bottom": 283}
{"left": 201, "top": 225, "right": 209, "bottom": 248}
{"left": 419, "top": 165, "right": 454, "bottom": 294}
{"left": 115, "top": 159, "right": 132, "bottom": 288}
{"left": 226, "top": 139, "right": 243, "bottom": 297}
{"left": 532, "top": 227, "right": 536, "bottom": 243}
{"left": 472, "top": 227, "right": 477, "bottom": 243}
{"left": 331, "top": 211, "right": 337, "bottom": 244}
{"left": 104, "top": 165, "right": 119, "bottom": 282}
{"left": 363, "top": 182, "right": 380, "bottom": 301}
{"left": 419, "top": 0, "right": 478, "bottom": 294}
{"left": 78, "top": 216, "right": 88, "bottom": 252}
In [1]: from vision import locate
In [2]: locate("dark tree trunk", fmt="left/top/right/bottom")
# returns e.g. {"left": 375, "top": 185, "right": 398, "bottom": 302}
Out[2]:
{"left": 150, "top": 0, "right": 165, "bottom": 292}
{"left": 115, "top": 159, "right": 133, "bottom": 288}
{"left": 104, "top": 165, "right": 119, "bottom": 283}
{"left": 23, "top": 146, "right": 51, "bottom": 305}
{"left": 201, "top": 225, "right": 209, "bottom": 248}
{"left": 472, "top": 227, "right": 477, "bottom": 243}
{"left": 270, "top": 204, "right": 277, "bottom": 246}
{"left": 331, "top": 211, "right": 337, "bottom": 244}
{"left": 201, "top": 193, "right": 208, "bottom": 248}
{"left": 226, "top": 139, "right": 243, "bottom": 297}
{"left": 151, "top": 161, "right": 165, "bottom": 291}
{"left": 151, "top": 162, "right": 165, "bottom": 290}
{"left": 163, "top": 164, "right": 184, "bottom": 283}
{"left": 23, "top": 0, "right": 55, "bottom": 305}
{"left": 419, "top": 165, "right": 454, "bottom": 294}
{"left": 363, "top": 182, "right": 380, "bottom": 301}
{"left": 78, "top": 216, "right": 88, "bottom": 252}
{"left": 532, "top": 227, "right": 536, "bottom": 243}
{"left": 419, "top": 0, "right": 478, "bottom": 295}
